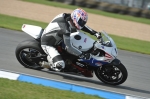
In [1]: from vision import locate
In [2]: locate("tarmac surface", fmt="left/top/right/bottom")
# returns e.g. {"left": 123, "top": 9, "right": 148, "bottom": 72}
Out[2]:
{"left": 0, "top": 28, "right": 150, "bottom": 98}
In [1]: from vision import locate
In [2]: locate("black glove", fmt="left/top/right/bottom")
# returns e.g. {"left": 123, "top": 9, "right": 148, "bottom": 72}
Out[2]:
{"left": 94, "top": 32, "right": 101, "bottom": 39}
{"left": 79, "top": 52, "right": 91, "bottom": 60}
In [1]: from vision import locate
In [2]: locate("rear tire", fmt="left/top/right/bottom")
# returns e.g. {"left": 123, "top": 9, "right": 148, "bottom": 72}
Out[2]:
{"left": 15, "top": 39, "right": 45, "bottom": 70}
{"left": 95, "top": 63, "right": 128, "bottom": 85}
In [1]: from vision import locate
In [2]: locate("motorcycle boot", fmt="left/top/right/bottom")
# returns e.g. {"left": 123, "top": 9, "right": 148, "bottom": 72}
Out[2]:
{"left": 46, "top": 52, "right": 65, "bottom": 72}
{"left": 54, "top": 60, "right": 65, "bottom": 70}
{"left": 41, "top": 45, "right": 65, "bottom": 71}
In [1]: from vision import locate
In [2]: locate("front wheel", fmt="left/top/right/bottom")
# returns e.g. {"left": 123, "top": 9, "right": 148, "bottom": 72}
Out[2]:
{"left": 95, "top": 63, "right": 128, "bottom": 85}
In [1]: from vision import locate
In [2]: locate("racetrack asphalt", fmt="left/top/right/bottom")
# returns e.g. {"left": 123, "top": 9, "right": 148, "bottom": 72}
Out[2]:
{"left": 0, "top": 28, "right": 150, "bottom": 98}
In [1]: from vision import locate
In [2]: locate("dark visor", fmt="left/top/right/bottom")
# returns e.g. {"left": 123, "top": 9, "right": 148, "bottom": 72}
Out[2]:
{"left": 78, "top": 18, "right": 86, "bottom": 27}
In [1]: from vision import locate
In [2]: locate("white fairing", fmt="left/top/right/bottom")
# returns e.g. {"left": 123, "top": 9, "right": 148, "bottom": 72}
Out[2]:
{"left": 70, "top": 32, "right": 95, "bottom": 51}
{"left": 93, "top": 42, "right": 114, "bottom": 61}
{"left": 92, "top": 31, "right": 118, "bottom": 63}
{"left": 22, "top": 24, "right": 42, "bottom": 39}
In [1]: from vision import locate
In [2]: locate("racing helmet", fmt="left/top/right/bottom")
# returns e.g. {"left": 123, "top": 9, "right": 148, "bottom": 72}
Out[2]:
{"left": 71, "top": 8, "right": 88, "bottom": 30}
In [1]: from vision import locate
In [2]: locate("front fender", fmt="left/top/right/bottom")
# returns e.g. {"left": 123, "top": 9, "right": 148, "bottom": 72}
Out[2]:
{"left": 111, "top": 59, "right": 121, "bottom": 65}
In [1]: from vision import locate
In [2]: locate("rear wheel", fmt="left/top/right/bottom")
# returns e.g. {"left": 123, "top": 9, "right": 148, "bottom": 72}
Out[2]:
{"left": 95, "top": 63, "right": 128, "bottom": 85}
{"left": 15, "top": 39, "right": 46, "bottom": 70}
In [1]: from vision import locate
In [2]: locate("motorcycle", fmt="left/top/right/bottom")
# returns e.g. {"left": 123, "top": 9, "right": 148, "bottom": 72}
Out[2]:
{"left": 15, "top": 24, "right": 128, "bottom": 85}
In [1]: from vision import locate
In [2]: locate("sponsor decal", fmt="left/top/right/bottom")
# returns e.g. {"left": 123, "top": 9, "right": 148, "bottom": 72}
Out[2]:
{"left": 115, "top": 48, "right": 117, "bottom": 54}
{"left": 84, "top": 38, "right": 87, "bottom": 43}
{"left": 77, "top": 59, "right": 83, "bottom": 61}
{"left": 76, "top": 62, "right": 84, "bottom": 67}
{"left": 23, "top": 25, "right": 26, "bottom": 28}
{"left": 101, "top": 46, "right": 104, "bottom": 49}
{"left": 95, "top": 62, "right": 102, "bottom": 66}
{"left": 105, "top": 53, "right": 112, "bottom": 59}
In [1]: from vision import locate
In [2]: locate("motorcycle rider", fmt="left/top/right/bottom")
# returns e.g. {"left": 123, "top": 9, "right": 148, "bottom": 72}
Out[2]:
{"left": 41, "top": 8, "right": 101, "bottom": 71}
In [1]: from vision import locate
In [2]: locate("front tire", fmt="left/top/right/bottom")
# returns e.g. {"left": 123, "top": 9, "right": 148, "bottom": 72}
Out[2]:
{"left": 95, "top": 63, "right": 128, "bottom": 85}
{"left": 15, "top": 39, "right": 45, "bottom": 70}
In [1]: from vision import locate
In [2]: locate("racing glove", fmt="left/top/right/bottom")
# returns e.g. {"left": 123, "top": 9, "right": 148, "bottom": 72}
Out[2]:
{"left": 94, "top": 32, "right": 102, "bottom": 39}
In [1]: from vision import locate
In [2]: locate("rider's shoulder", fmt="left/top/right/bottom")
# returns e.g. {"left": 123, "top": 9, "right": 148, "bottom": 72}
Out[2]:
{"left": 53, "top": 13, "right": 71, "bottom": 21}
{"left": 63, "top": 13, "right": 71, "bottom": 17}
{"left": 55, "top": 13, "right": 64, "bottom": 18}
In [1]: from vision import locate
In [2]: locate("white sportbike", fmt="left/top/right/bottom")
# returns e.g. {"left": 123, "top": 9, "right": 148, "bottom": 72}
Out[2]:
{"left": 15, "top": 24, "right": 128, "bottom": 85}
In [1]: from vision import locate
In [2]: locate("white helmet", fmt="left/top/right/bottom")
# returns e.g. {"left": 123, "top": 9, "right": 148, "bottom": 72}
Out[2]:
{"left": 71, "top": 8, "right": 88, "bottom": 30}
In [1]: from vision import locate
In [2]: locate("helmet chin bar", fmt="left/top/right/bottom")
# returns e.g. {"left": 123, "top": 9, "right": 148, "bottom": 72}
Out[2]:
{"left": 70, "top": 19, "right": 76, "bottom": 29}
{"left": 70, "top": 20, "right": 80, "bottom": 30}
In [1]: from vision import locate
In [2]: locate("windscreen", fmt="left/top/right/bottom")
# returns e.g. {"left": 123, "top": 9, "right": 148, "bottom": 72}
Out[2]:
{"left": 101, "top": 31, "right": 118, "bottom": 57}
{"left": 101, "top": 31, "right": 116, "bottom": 48}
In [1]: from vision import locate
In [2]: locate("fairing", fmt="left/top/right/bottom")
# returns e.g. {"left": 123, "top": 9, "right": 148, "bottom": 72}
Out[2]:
{"left": 70, "top": 32, "right": 95, "bottom": 51}
{"left": 77, "top": 31, "right": 118, "bottom": 67}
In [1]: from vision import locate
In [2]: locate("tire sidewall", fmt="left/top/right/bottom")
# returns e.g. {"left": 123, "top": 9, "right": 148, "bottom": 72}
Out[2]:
{"left": 15, "top": 39, "right": 45, "bottom": 70}
{"left": 95, "top": 63, "right": 128, "bottom": 85}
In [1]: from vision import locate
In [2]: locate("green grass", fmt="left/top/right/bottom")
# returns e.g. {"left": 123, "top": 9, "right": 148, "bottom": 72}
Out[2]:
{"left": 110, "top": 35, "right": 150, "bottom": 54}
{"left": 0, "top": 14, "right": 150, "bottom": 54}
{"left": 22, "top": 0, "right": 150, "bottom": 25}
{"left": 88, "top": 34, "right": 150, "bottom": 54}
{"left": 0, "top": 14, "right": 47, "bottom": 31}
{"left": 0, "top": 78, "right": 103, "bottom": 99}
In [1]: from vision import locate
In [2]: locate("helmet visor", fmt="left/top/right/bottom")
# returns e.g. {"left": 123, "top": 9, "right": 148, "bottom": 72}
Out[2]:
{"left": 78, "top": 18, "right": 86, "bottom": 27}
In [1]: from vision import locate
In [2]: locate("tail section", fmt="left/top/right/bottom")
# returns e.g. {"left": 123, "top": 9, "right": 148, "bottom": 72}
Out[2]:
{"left": 22, "top": 24, "right": 43, "bottom": 39}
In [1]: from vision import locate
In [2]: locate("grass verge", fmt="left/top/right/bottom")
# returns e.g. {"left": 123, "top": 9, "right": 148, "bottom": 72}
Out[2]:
{"left": 0, "top": 78, "right": 103, "bottom": 99}
{"left": 22, "top": 0, "right": 150, "bottom": 25}
{"left": 0, "top": 14, "right": 150, "bottom": 54}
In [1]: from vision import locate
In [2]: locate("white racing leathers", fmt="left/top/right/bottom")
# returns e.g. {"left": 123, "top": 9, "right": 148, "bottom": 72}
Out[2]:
{"left": 41, "top": 13, "right": 97, "bottom": 71}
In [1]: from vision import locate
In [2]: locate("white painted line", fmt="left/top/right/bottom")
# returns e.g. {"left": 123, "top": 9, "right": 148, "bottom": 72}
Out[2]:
{"left": 0, "top": 69, "right": 149, "bottom": 99}
{"left": 126, "top": 96, "right": 149, "bottom": 99}
{"left": 0, "top": 71, "right": 20, "bottom": 80}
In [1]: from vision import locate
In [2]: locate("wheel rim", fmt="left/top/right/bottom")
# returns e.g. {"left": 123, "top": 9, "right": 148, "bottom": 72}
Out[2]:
{"left": 19, "top": 48, "right": 42, "bottom": 68}
{"left": 97, "top": 65, "right": 123, "bottom": 84}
